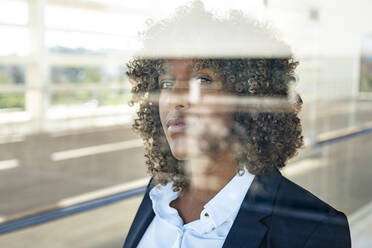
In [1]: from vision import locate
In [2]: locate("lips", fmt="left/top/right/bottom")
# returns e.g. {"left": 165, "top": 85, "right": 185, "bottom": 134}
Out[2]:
{"left": 168, "top": 122, "right": 186, "bottom": 133}
{"left": 166, "top": 117, "right": 187, "bottom": 133}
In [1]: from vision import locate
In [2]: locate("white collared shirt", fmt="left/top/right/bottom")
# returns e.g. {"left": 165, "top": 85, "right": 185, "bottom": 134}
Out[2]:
{"left": 137, "top": 169, "right": 255, "bottom": 248}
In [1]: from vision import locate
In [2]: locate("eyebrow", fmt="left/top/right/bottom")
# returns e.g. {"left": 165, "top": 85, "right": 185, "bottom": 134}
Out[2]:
{"left": 157, "top": 60, "right": 195, "bottom": 74}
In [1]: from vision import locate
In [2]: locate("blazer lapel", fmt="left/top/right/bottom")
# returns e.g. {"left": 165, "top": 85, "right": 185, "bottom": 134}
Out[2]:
{"left": 222, "top": 168, "right": 283, "bottom": 248}
{"left": 123, "top": 183, "right": 155, "bottom": 248}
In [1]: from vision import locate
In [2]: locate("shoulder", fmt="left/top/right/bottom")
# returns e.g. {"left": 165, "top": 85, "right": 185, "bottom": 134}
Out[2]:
{"left": 267, "top": 174, "right": 351, "bottom": 247}
{"left": 276, "top": 176, "right": 337, "bottom": 217}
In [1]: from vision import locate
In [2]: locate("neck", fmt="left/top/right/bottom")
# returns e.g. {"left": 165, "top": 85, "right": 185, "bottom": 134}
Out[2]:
{"left": 184, "top": 146, "right": 238, "bottom": 200}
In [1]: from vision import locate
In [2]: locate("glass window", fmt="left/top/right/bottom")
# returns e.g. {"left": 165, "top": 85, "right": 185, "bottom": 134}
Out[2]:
{"left": 360, "top": 35, "right": 372, "bottom": 93}
{"left": 0, "top": 0, "right": 28, "bottom": 25}
{"left": 0, "top": 93, "right": 25, "bottom": 110}
{"left": 50, "top": 89, "right": 130, "bottom": 107}
{"left": 46, "top": 5, "right": 147, "bottom": 36}
{"left": 0, "top": 1, "right": 372, "bottom": 248}
{"left": 0, "top": 66, "right": 25, "bottom": 85}
{"left": 0, "top": 27, "right": 29, "bottom": 56}
{"left": 46, "top": 30, "right": 138, "bottom": 54}
{"left": 50, "top": 66, "right": 126, "bottom": 84}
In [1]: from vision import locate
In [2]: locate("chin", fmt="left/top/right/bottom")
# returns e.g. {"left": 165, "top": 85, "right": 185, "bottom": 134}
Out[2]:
{"left": 168, "top": 135, "right": 202, "bottom": 160}
{"left": 171, "top": 152, "right": 188, "bottom": 161}
{"left": 168, "top": 135, "right": 222, "bottom": 160}
{"left": 170, "top": 144, "right": 208, "bottom": 160}
{"left": 170, "top": 145, "right": 189, "bottom": 160}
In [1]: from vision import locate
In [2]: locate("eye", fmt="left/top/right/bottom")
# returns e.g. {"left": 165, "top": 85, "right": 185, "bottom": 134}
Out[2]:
{"left": 159, "top": 79, "right": 174, "bottom": 90}
{"left": 195, "top": 76, "right": 213, "bottom": 84}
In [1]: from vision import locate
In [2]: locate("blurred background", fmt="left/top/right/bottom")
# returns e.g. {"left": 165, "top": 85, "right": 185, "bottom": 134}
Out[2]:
{"left": 0, "top": 0, "right": 371, "bottom": 247}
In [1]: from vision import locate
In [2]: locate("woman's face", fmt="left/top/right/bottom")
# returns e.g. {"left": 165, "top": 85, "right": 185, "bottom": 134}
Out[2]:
{"left": 158, "top": 59, "right": 234, "bottom": 160}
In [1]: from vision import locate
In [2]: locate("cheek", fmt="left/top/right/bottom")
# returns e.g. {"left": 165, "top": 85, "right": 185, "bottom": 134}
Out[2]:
{"left": 199, "top": 92, "right": 235, "bottom": 118}
{"left": 158, "top": 94, "right": 168, "bottom": 130}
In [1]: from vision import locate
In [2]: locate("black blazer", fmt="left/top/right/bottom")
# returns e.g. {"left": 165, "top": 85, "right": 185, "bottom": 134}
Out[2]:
{"left": 123, "top": 169, "right": 351, "bottom": 248}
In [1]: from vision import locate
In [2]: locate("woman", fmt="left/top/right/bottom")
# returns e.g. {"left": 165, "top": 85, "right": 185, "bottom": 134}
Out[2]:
{"left": 123, "top": 3, "right": 351, "bottom": 248}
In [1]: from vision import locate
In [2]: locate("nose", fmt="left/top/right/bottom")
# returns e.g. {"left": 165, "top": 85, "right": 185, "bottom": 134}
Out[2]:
{"left": 171, "top": 80, "right": 191, "bottom": 110}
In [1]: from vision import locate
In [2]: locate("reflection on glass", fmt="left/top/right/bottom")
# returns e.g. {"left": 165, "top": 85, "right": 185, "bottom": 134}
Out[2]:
{"left": 0, "top": 1, "right": 372, "bottom": 248}
{"left": 0, "top": 66, "right": 25, "bottom": 85}
{"left": 0, "top": 1, "right": 28, "bottom": 25}
{"left": 0, "top": 93, "right": 24, "bottom": 110}
{"left": 46, "top": 5, "right": 146, "bottom": 36}
{"left": 123, "top": 3, "right": 351, "bottom": 248}
{"left": 51, "top": 89, "right": 130, "bottom": 107}
{"left": 46, "top": 31, "right": 138, "bottom": 54}
{"left": 51, "top": 66, "right": 126, "bottom": 84}
{"left": 0, "top": 27, "right": 29, "bottom": 56}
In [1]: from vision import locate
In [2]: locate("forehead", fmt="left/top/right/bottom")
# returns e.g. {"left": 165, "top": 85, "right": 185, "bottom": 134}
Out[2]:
{"left": 158, "top": 58, "right": 219, "bottom": 78}
{"left": 159, "top": 59, "right": 193, "bottom": 76}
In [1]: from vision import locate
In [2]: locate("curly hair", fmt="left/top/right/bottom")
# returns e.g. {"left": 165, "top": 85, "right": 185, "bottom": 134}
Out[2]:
{"left": 126, "top": 4, "right": 304, "bottom": 191}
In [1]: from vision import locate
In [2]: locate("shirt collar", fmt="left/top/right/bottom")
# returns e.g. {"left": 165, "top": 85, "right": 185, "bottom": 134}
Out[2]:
{"left": 203, "top": 168, "right": 255, "bottom": 228}
{"left": 149, "top": 182, "right": 182, "bottom": 227}
{"left": 149, "top": 168, "right": 255, "bottom": 232}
